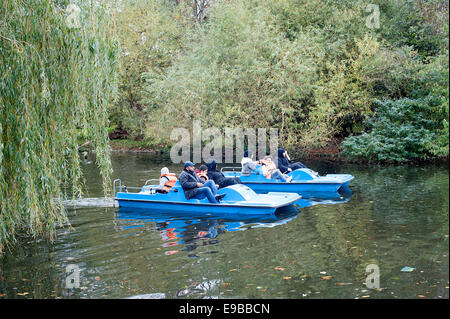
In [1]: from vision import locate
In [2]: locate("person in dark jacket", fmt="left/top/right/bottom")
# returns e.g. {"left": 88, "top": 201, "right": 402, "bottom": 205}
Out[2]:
{"left": 277, "top": 148, "right": 307, "bottom": 174}
{"left": 179, "top": 161, "right": 225, "bottom": 203}
{"left": 206, "top": 159, "right": 241, "bottom": 188}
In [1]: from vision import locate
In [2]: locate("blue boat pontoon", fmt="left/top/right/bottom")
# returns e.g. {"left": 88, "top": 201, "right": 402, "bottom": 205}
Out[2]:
{"left": 113, "top": 179, "right": 301, "bottom": 215}
{"left": 221, "top": 167, "right": 354, "bottom": 194}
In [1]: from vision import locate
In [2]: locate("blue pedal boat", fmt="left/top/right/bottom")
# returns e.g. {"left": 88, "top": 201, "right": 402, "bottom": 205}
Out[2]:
{"left": 221, "top": 167, "right": 354, "bottom": 194}
{"left": 113, "top": 179, "right": 301, "bottom": 215}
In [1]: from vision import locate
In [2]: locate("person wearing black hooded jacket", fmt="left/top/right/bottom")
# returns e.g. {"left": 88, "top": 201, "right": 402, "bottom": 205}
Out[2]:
{"left": 277, "top": 148, "right": 307, "bottom": 174}
{"left": 206, "top": 159, "right": 241, "bottom": 189}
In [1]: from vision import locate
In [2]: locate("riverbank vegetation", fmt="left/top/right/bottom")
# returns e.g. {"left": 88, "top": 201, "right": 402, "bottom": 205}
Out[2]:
{"left": 110, "top": 0, "right": 448, "bottom": 163}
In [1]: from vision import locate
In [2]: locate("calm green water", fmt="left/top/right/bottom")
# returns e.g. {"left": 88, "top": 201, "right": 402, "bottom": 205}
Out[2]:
{"left": 0, "top": 153, "right": 448, "bottom": 299}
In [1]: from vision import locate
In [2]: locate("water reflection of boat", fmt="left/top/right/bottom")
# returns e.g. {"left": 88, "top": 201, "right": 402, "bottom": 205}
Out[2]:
{"left": 296, "top": 185, "right": 353, "bottom": 204}
{"left": 115, "top": 206, "right": 301, "bottom": 254}
{"left": 271, "top": 183, "right": 353, "bottom": 207}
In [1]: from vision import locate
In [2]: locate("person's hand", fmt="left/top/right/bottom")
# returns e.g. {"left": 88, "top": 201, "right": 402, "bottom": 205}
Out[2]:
{"left": 197, "top": 183, "right": 203, "bottom": 188}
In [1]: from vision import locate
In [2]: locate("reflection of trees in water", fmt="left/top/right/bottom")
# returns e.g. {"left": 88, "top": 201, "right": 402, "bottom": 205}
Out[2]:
{"left": 0, "top": 231, "right": 71, "bottom": 298}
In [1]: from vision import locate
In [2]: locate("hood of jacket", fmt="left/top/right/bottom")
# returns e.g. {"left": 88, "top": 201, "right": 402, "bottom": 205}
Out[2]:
{"left": 206, "top": 159, "right": 217, "bottom": 171}
{"left": 278, "top": 148, "right": 287, "bottom": 158}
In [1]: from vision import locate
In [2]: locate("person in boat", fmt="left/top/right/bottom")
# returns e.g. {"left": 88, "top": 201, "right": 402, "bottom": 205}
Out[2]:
{"left": 179, "top": 161, "right": 226, "bottom": 203}
{"left": 240, "top": 150, "right": 263, "bottom": 176}
{"left": 206, "top": 158, "right": 241, "bottom": 188}
{"left": 260, "top": 156, "right": 293, "bottom": 182}
{"left": 155, "top": 167, "right": 178, "bottom": 193}
{"left": 196, "top": 164, "right": 209, "bottom": 183}
{"left": 277, "top": 147, "right": 307, "bottom": 174}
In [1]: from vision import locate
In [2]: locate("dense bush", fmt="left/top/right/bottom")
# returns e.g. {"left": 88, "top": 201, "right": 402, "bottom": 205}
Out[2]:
{"left": 343, "top": 96, "right": 448, "bottom": 162}
{"left": 343, "top": 49, "right": 449, "bottom": 162}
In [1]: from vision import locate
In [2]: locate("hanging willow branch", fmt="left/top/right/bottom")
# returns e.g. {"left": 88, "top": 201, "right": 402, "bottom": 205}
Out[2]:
{"left": 0, "top": 0, "right": 119, "bottom": 252}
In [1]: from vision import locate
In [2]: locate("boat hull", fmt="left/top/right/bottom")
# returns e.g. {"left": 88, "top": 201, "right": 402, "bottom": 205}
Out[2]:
{"left": 223, "top": 168, "right": 354, "bottom": 195}
{"left": 242, "top": 181, "right": 351, "bottom": 193}
{"left": 115, "top": 184, "right": 301, "bottom": 216}
{"left": 117, "top": 197, "right": 278, "bottom": 215}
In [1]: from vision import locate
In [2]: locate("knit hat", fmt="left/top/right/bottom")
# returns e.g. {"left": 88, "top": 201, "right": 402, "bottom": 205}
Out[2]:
{"left": 184, "top": 161, "right": 195, "bottom": 169}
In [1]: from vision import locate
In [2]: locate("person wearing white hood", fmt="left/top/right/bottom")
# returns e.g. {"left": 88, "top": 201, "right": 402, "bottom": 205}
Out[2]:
{"left": 155, "top": 167, "right": 178, "bottom": 193}
{"left": 241, "top": 150, "right": 261, "bottom": 176}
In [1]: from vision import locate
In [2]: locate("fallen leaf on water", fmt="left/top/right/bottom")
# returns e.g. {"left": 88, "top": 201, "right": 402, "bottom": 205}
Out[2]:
{"left": 222, "top": 283, "right": 229, "bottom": 287}
{"left": 17, "top": 292, "right": 29, "bottom": 296}
{"left": 417, "top": 295, "right": 426, "bottom": 298}
{"left": 336, "top": 283, "right": 352, "bottom": 286}
{"left": 0, "top": 294, "right": 4, "bottom": 297}
{"left": 95, "top": 276, "right": 101, "bottom": 281}
{"left": 321, "top": 276, "right": 332, "bottom": 280}
{"left": 362, "top": 295, "right": 370, "bottom": 298}
{"left": 261, "top": 289, "right": 268, "bottom": 292}
{"left": 274, "top": 266, "right": 287, "bottom": 271}
{"left": 22, "top": 278, "right": 30, "bottom": 282}
{"left": 229, "top": 268, "right": 237, "bottom": 272}
{"left": 244, "top": 265, "right": 251, "bottom": 269}
{"left": 283, "top": 277, "right": 292, "bottom": 280}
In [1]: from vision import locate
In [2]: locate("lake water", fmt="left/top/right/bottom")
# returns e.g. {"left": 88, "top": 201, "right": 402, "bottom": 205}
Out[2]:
{"left": 0, "top": 153, "right": 448, "bottom": 299}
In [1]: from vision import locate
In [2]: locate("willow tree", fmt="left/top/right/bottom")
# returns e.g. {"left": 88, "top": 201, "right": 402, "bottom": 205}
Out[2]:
{"left": 0, "top": 0, "right": 119, "bottom": 252}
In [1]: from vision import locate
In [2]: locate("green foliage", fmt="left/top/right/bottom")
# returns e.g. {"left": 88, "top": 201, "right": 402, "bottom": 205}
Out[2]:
{"left": 142, "top": 0, "right": 379, "bottom": 148}
{"left": 377, "top": 0, "right": 449, "bottom": 58}
{"left": 109, "top": 0, "right": 194, "bottom": 141}
{"left": 343, "top": 44, "right": 449, "bottom": 163}
{"left": 0, "top": 0, "right": 119, "bottom": 251}
{"left": 115, "top": 0, "right": 448, "bottom": 160}
{"left": 343, "top": 96, "right": 448, "bottom": 162}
